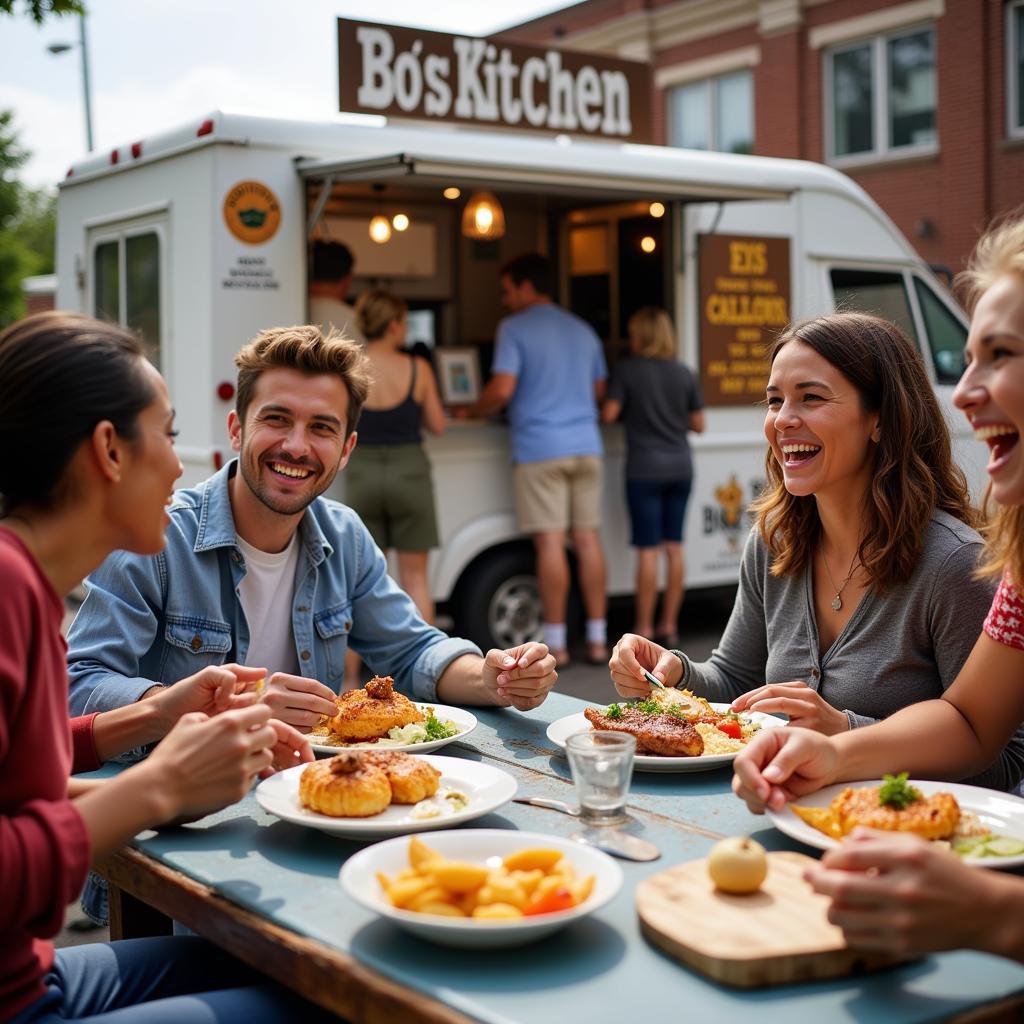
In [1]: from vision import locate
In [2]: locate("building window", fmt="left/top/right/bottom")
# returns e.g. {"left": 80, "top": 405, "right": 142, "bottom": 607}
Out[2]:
{"left": 667, "top": 70, "right": 753, "bottom": 154}
{"left": 1010, "top": 0, "right": 1024, "bottom": 137}
{"left": 827, "top": 25, "right": 936, "bottom": 162}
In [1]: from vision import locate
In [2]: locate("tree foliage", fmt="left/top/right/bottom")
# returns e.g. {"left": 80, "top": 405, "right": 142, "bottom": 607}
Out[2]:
{"left": 0, "top": 0, "right": 84, "bottom": 23}
{"left": 0, "top": 111, "right": 57, "bottom": 327}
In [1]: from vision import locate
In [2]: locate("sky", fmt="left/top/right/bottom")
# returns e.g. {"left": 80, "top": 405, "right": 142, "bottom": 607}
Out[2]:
{"left": 0, "top": 1, "right": 574, "bottom": 189}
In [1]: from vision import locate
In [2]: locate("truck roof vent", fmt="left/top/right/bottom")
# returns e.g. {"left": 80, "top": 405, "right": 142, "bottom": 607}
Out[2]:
{"left": 197, "top": 119, "right": 214, "bottom": 137}
{"left": 131, "top": 141, "right": 143, "bottom": 159}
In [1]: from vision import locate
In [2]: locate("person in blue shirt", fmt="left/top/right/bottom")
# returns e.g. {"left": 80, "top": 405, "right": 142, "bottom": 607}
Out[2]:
{"left": 67, "top": 324, "right": 558, "bottom": 729}
{"left": 466, "top": 254, "right": 609, "bottom": 669}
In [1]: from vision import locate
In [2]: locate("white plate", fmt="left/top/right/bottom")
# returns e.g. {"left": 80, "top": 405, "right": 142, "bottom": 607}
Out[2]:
{"left": 546, "top": 705, "right": 784, "bottom": 773}
{"left": 255, "top": 755, "right": 516, "bottom": 839}
{"left": 340, "top": 828, "right": 623, "bottom": 948}
{"left": 306, "top": 703, "right": 477, "bottom": 755}
{"left": 768, "top": 779, "right": 1024, "bottom": 868}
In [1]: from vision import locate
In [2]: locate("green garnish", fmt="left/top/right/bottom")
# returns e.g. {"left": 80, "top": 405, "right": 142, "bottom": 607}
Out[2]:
{"left": 878, "top": 772, "right": 922, "bottom": 809}
{"left": 605, "top": 703, "right": 623, "bottom": 720}
{"left": 633, "top": 698, "right": 662, "bottom": 715}
{"left": 423, "top": 711, "right": 459, "bottom": 741}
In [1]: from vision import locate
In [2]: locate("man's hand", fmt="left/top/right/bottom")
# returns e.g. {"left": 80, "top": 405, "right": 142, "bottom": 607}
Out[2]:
{"left": 260, "top": 672, "right": 338, "bottom": 731}
{"left": 608, "top": 633, "right": 683, "bottom": 697}
{"left": 482, "top": 643, "right": 557, "bottom": 711}
{"left": 730, "top": 681, "right": 850, "bottom": 735}
{"left": 146, "top": 663, "right": 266, "bottom": 737}
{"left": 731, "top": 726, "right": 839, "bottom": 813}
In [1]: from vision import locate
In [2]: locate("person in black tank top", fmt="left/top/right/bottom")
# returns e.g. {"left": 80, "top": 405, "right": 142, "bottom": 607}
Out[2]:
{"left": 343, "top": 289, "right": 447, "bottom": 686}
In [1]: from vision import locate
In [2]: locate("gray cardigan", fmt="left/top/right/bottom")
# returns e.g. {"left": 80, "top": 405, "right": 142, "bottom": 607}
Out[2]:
{"left": 674, "top": 511, "right": 1024, "bottom": 792}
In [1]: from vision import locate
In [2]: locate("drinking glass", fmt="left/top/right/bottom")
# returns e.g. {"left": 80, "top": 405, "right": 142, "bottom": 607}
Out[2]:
{"left": 565, "top": 731, "right": 636, "bottom": 826}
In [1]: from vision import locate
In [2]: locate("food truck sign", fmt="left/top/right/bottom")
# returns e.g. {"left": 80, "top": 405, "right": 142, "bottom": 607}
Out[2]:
{"left": 338, "top": 19, "right": 651, "bottom": 143}
{"left": 698, "top": 234, "right": 791, "bottom": 407}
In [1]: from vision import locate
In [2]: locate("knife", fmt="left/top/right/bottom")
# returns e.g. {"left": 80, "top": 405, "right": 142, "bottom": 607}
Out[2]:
{"left": 512, "top": 796, "right": 581, "bottom": 816}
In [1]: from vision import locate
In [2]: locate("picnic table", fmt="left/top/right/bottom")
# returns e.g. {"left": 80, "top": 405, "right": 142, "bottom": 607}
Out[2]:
{"left": 90, "top": 691, "right": 1024, "bottom": 1023}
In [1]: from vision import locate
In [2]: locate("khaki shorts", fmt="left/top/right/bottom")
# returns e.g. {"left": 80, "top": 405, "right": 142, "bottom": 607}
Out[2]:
{"left": 514, "top": 455, "right": 603, "bottom": 533}
{"left": 345, "top": 443, "right": 439, "bottom": 551}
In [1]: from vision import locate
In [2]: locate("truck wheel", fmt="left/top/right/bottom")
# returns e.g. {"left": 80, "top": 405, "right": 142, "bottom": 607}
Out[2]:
{"left": 452, "top": 548, "right": 543, "bottom": 652}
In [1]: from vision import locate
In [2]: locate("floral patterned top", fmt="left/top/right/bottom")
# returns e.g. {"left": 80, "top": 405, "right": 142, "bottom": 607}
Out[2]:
{"left": 983, "top": 572, "right": 1024, "bottom": 650}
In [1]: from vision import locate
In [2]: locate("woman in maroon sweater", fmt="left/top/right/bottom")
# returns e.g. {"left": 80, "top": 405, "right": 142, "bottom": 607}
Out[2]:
{"left": 0, "top": 313, "right": 330, "bottom": 1023}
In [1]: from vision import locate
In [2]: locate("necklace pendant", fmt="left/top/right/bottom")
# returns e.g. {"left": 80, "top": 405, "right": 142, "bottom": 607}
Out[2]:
{"left": 831, "top": 595, "right": 843, "bottom": 612}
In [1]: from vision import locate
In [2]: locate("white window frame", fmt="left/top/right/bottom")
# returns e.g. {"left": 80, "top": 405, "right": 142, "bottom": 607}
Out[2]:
{"left": 1009, "top": 0, "right": 1024, "bottom": 139}
{"left": 665, "top": 68, "right": 754, "bottom": 154}
{"left": 824, "top": 22, "right": 938, "bottom": 167}
{"left": 87, "top": 215, "right": 168, "bottom": 372}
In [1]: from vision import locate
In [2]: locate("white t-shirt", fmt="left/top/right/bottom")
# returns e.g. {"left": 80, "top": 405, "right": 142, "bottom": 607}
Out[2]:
{"left": 236, "top": 533, "right": 301, "bottom": 677}
{"left": 310, "top": 296, "right": 365, "bottom": 345}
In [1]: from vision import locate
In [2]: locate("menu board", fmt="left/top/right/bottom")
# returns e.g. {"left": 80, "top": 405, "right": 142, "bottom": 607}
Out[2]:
{"left": 698, "top": 234, "right": 791, "bottom": 407}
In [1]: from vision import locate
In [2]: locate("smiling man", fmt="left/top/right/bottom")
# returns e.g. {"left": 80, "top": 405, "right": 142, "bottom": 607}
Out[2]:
{"left": 67, "top": 325, "right": 558, "bottom": 732}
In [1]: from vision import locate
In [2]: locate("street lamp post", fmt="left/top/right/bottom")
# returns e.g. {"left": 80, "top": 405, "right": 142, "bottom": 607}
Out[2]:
{"left": 47, "top": 13, "right": 94, "bottom": 152}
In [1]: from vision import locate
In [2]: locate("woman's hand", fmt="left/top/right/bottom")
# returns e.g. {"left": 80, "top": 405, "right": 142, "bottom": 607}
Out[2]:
{"left": 608, "top": 633, "right": 682, "bottom": 697}
{"left": 805, "top": 829, "right": 1009, "bottom": 956}
{"left": 731, "top": 680, "right": 850, "bottom": 735}
{"left": 258, "top": 719, "right": 315, "bottom": 778}
{"left": 140, "top": 703, "right": 279, "bottom": 822}
{"left": 147, "top": 663, "right": 266, "bottom": 736}
{"left": 731, "top": 726, "right": 839, "bottom": 812}
{"left": 482, "top": 643, "right": 558, "bottom": 711}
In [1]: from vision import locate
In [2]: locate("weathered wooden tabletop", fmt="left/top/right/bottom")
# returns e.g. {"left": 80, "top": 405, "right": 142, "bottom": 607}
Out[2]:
{"left": 91, "top": 691, "right": 1024, "bottom": 1024}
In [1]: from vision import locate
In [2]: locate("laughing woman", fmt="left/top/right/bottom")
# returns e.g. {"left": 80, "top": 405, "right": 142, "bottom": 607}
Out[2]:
{"left": 609, "top": 311, "right": 1024, "bottom": 791}
{"left": 732, "top": 213, "right": 1024, "bottom": 960}
{"left": 0, "top": 313, "right": 330, "bottom": 1024}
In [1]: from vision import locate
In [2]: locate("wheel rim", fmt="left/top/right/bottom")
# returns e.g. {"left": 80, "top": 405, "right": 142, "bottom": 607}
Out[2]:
{"left": 487, "top": 574, "right": 542, "bottom": 648}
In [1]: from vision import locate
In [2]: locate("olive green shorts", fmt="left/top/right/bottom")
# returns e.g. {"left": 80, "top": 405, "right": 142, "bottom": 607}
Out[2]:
{"left": 344, "top": 443, "right": 440, "bottom": 551}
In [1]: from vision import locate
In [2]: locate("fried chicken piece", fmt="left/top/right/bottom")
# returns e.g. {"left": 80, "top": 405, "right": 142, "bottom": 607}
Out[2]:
{"left": 362, "top": 750, "right": 441, "bottom": 804}
{"left": 833, "top": 785, "right": 960, "bottom": 841}
{"left": 298, "top": 752, "right": 392, "bottom": 817}
{"left": 584, "top": 706, "right": 704, "bottom": 757}
{"left": 326, "top": 675, "right": 424, "bottom": 743}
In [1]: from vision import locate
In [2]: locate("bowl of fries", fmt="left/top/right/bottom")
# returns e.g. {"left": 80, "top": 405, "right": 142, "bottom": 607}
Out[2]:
{"left": 340, "top": 829, "right": 623, "bottom": 947}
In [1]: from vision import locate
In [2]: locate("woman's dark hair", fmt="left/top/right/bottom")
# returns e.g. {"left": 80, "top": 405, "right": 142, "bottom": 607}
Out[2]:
{"left": 751, "top": 312, "right": 980, "bottom": 589}
{"left": 0, "top": 311, "right": 155, "bottom": 515}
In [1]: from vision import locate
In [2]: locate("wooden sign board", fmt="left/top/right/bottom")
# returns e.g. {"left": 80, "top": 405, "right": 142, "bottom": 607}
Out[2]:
{"left": 338, "top": 18, "right": 651, "bottom": 143}
{"left": 698, "top": 234, "right": 791, "bottom": 407}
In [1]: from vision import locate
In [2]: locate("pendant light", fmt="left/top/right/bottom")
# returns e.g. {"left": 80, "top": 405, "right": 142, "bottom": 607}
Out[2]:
{"left": 368, "top": 215, "right": 392, "bottom": 244}
{"left": 461, "top": 191, "right": 506, "bottom": 240}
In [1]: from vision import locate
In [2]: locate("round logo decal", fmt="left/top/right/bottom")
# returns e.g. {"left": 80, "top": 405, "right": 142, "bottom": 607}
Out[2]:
{"left": 223, "top": 180, "right": 281, "bottom": 245}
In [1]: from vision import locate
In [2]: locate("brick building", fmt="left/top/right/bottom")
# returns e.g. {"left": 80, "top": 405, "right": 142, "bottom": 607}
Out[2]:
{"left": 501, "top": 0, "right": 1024, "bottom": 281}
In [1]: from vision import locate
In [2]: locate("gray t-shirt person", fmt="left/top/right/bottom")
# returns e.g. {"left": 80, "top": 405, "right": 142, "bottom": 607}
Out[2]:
{"left": 672, "top": 511, "right": 1024, "bottom": 792}
{"left": 606, "top": 356, "right": 703, "bottom": 480}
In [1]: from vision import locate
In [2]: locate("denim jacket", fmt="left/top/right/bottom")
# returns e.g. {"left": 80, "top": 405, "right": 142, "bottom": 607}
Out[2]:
{"left": 67, "top": 460, "right": 480, "bottom": 719}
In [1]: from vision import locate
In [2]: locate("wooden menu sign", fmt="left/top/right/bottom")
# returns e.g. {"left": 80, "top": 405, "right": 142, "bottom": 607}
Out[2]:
{"left": 338, "top": 19, "right": 651, "bottom": 143}
{"left": 698, "top": 234, "right": 791, "bottom": 407}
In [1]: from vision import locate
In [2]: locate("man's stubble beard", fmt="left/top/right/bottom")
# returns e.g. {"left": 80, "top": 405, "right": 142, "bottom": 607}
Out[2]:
{"left": 238, "top": 451, "right": 341, "bottom": 517}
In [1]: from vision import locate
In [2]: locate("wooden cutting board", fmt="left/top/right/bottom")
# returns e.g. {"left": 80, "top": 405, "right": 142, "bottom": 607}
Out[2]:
{"left": 636, "top": 851, "right": 911, "bottom": 988}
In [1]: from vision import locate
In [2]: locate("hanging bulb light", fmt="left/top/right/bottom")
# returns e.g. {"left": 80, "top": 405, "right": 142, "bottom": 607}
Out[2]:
{"left": 461, "top": 190, "right": 506, "bottom": 240}
{"left": 369, "top": 215, "right": 392, "bottom": 244}
{"left": 640, "top": 235, "right": 657, "bottom": 254}
{"left": 649, "top": 201, "right": 666, "bottom": 219}
{"left": 392, "top": 212, "right": 410, "bottom": 232}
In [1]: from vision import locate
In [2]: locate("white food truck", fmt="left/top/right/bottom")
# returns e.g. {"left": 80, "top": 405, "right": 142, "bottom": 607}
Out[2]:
{"left": 55, "top": 109, "right": 982, "bottom": 650}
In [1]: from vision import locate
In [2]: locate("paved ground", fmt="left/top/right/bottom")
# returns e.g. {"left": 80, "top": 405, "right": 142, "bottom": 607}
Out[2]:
{"left": 55, "top": 587, "right": 734, "bottom": 948}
